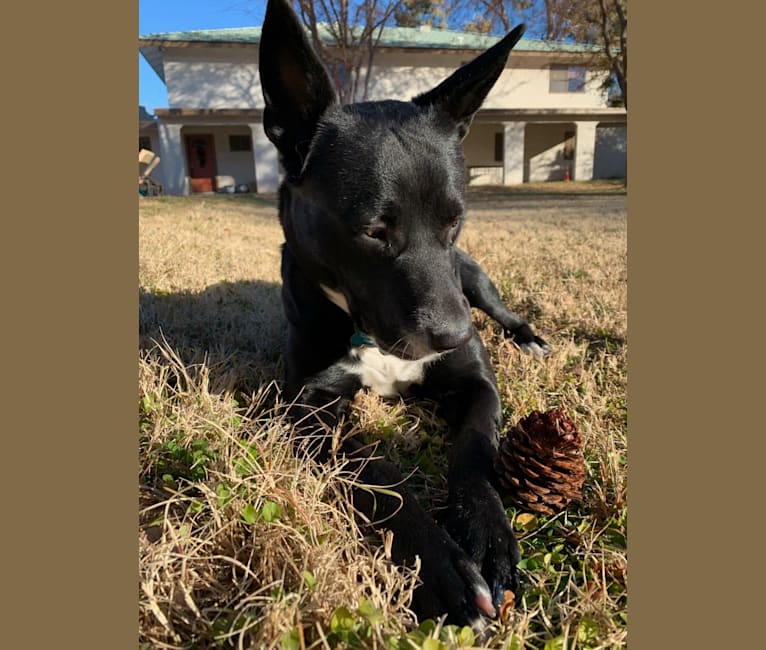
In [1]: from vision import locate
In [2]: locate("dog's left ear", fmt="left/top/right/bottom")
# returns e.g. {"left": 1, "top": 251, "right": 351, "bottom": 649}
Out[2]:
{"left": 413, "top": 24, "right": 525, "bottom": 138}
{"left": 259, "top": 0, "right": 337, "bottom": 177}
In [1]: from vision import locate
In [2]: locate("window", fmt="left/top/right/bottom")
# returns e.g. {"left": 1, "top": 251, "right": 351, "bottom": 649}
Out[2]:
{"left": 550, "top": 65, "right": 586, "bottom": 93}
{"left": 139, "top": 136, "right": 152, "bottom": 152}
{"left": 229, "top": 134, "right": 252, "bottom": 152}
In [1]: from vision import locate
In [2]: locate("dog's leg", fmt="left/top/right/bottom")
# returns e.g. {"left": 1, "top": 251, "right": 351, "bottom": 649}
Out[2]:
{"left": 290, "top": 346, "right": 495, "bottom": 627}
{"left": 457, "top": 248, "right": 551, "bottom": 357}
{"left": 422, "top": 333, "right": 523, "bottom": 611}
{"left": 285, "top": 342, "right": 499, "bottom": 627}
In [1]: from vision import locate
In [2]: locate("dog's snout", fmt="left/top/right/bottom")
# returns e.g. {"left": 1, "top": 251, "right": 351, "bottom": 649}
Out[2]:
{"left": 429, "top": 326, "right": 472, "bottom": 352}
{"left": 419, "top": 294, "right": 473, "bottom": 353}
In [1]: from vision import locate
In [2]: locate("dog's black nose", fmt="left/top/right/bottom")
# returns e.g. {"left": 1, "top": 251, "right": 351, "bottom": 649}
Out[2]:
{"left": 429, "top": 326, "right": 472, "bottom": 352}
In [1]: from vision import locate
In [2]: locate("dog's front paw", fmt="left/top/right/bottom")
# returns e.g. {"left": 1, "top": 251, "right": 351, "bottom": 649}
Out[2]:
{"left": 442, "top": 478, "right": 521, "bottom": 613}
{"left": 392, "top": 520, "right": 497, "bottom": 628}
{"left": 505, "top": 323, "right": 552, "bottom": 358}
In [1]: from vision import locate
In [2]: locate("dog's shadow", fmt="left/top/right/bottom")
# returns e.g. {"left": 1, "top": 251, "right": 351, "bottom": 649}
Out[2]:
{"left": 139, "top": 280, "right": 286, "bottom": 395}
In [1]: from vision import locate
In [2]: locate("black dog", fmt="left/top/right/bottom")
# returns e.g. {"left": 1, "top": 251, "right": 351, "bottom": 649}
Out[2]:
{"left": 259, "top": 0, "right": 551, "bottom": 628}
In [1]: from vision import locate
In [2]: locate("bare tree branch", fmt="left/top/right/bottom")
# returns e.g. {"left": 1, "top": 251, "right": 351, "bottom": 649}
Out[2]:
{"left": 292, "top": 0, "right": 406, "bottom": 103}
{"left": 458, "top": 0, "right": 626, "bottom": 105}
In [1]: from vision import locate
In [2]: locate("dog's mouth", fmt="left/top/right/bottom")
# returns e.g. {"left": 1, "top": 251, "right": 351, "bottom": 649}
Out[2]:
{"left": 378, "top": 339, "right": 424, "bottom": 361}
{"left": 321, "top": 285, "right": 459, "bottom": 361}
{"left": 352, "top": 328, "right": 441, "bottom": 362}
{"left": 352, "top": 330, "right": 408, "bottom": 358}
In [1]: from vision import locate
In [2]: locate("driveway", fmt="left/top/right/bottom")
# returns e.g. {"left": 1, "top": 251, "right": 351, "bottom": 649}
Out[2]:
{"left": 466, "top": 188, "right": 627, "bottom": 221}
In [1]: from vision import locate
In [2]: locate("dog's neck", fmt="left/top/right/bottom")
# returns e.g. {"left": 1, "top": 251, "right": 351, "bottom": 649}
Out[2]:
{"left": 320, "top": 284, "right": 377, "bottom": 349}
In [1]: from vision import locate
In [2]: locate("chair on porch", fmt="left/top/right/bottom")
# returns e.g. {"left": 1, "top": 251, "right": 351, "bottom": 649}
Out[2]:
{"left": 139, "top": 148, "right": 164, "bottom": 196}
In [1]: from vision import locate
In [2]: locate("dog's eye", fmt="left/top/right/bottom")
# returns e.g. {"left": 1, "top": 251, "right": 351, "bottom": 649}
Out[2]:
{"left": 448, "top": 216, "right": 462, "bottom": 240}
{"left": 360, "top": 225, "right": 387, "bottom": 242}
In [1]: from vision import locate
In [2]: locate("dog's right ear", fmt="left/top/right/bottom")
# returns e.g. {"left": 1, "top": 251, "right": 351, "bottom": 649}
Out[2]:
{"left": 259, "top": 0, "right": 337, "bottom": 177}
{"left": 413, "top": 24, "right": 525, "bottom": 139}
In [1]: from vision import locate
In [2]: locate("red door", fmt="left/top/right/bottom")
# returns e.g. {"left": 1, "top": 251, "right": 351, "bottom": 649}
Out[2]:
{"left": 185, "top": 134, "right": 217, "bottom": 192}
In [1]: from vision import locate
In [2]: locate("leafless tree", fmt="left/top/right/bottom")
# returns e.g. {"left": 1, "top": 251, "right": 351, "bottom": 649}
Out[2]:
{"left": 461, "top": 0, "right": 531, "bottom": 34}
{"left": 291, "top": 0, "right": 407, "bottom": 103}
{"left": 394, "top": 0, "right": 463, "bottom": 29}
{"left": 588, "top": 0, "right": 627, "bottom": 107}
{"left": 459, "top": 0, "right": 627, "bottom": 106}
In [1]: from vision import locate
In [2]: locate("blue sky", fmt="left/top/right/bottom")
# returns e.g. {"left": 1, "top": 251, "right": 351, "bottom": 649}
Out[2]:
{"left": 139, "top": 1, "right": 269, "bottom": 113}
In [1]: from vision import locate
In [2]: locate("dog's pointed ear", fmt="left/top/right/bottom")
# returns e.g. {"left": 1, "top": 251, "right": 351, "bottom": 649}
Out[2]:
{"left": 259, "top": 0, "right": 337, "bottom": 177}
{"left": 413, "top": 24, "right": 525, "bottom": 138}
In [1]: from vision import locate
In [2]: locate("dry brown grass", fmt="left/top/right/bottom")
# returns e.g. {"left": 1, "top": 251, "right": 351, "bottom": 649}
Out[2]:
{"left": 139, "top": 188, "right": 627, "bottom": 649}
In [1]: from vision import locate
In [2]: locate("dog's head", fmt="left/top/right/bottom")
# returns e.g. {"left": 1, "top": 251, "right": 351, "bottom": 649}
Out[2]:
{"left": 259, "top": 0, "right": 524, "bottom": 360}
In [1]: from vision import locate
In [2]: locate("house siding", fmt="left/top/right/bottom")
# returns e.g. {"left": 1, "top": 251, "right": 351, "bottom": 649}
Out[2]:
{"left": 594, "top": 124, "right": 627, "bottom": 179}
{"left": 165, "top": 49, "right": 263, "bottom": 109}
{"left": 367, "top": 51, "right": 607, "bottom": 108}
{"left": 163, "top": 47, "right": 607, "bottom": 110}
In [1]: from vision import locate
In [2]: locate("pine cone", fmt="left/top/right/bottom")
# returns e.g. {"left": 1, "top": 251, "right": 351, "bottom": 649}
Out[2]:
{"left": 495, "top": 408, "right": 585, "bottom": 515}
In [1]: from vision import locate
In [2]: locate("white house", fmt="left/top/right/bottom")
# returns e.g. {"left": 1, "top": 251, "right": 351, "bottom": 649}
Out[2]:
{"left": 139, "top": 24, "right": 626, "bottom": 195}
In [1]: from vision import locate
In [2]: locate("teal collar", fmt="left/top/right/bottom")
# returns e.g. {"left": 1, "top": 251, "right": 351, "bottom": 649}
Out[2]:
{"left": 350, "top": 331, "right": 377, "bottom": 348}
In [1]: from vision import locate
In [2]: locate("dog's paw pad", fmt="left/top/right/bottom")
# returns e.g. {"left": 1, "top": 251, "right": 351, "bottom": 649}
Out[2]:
{"left": 519, "top": 341, "right": 552, "bottom": 358}
{"left": 474, "top": 585, "right": 496, "bottom": 618}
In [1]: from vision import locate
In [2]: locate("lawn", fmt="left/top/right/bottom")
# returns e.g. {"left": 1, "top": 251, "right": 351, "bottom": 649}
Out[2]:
{"left": 139, "top": 186, "right": 627, "bottom": 649}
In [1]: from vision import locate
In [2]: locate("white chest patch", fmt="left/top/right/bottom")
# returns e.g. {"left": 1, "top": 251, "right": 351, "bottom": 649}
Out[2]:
{"left": 343, "top": 347, "right": 443, "bottom": 398}
{"left": 320, "top": 284, "right": 443, "bottom": 397}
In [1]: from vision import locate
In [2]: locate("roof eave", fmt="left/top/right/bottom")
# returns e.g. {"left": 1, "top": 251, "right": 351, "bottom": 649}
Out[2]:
{"left": 139, "top": 45, "right": 166, "bottom": 83}
{"left": 138, "top": 35, "right": 601, "bottom": 58}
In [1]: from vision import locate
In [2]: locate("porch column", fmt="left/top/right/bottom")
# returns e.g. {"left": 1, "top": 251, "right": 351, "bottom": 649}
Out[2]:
{"left": 157, "top": 122, "right": 188, "bottom": 195}
{"left": 574, "top": 121, "right": 597, "bottom": 181}
{"left": 502, "top": 121, "right": 526, "bottom": 185}
{"left": 250, "top": 124, "right": 280, "bottom": 193}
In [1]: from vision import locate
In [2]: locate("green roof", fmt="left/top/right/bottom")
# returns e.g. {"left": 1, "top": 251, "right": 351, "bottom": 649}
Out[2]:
{"left": 139, "top": 24, "right": 599, "bottom": 54}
